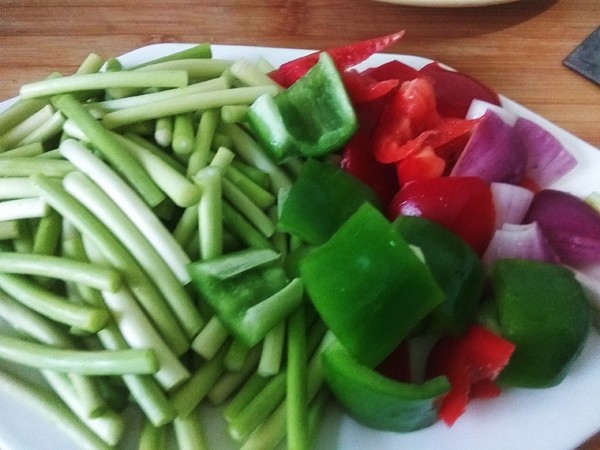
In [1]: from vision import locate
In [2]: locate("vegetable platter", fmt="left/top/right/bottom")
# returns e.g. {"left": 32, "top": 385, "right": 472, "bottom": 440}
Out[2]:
{"left": 1, "top": 35, "right": 600, "bottom": 450}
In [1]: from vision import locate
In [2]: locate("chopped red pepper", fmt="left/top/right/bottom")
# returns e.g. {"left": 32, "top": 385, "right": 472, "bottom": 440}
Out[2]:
{"left": 426, "top": 325, "right": 515, "bottom": 426}
{"left": 373, "top": 77, "right": 441, "bottom": 164}
{"left": 363, "top": 59, "right": 420, "bottom": 84}
{"left": 342, "top": 69, "right": 400, "bottom": 104}
{"left": 419, "top": 61, "right": 501, "bottom": 119}
{"left": 372, "top": 77, "right": 479, "bottom": 175}
{"left": 390, "top": 117, "right": 481, "bottom": 185}
{"left": 469, "top": 379, "right": 502, "bottom": 399}
{"left": 395, "top": 145, "right": 446, "bottom": 185}
{"left": 387, "top": 176, "right": 496, "bottom": 256}
{"left": 353, "top": 93, "right": 397, "bottom": 135}
{"left": 340, "top": 131, "right": 399, "bottom": 208}
{"left": 269, "top": 31, "right": 405, "bottom": 87}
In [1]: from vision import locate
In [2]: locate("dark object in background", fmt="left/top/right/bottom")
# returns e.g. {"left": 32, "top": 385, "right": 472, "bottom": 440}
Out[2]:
{"left": 564, "top": 26, "right": 600, "bottom": 86}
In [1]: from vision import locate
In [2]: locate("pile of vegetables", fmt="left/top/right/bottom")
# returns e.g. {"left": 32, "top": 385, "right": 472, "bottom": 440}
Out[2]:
{"left": 0, "top": 31, "right": 599, "bottom": 450}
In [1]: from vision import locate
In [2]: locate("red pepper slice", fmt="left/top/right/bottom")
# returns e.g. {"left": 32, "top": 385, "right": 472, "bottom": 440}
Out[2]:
{"left": 342, "top": 69, "right": 400, "bottom": 104}
{"left": 395, "top": 145, "right": 446, "bottom": 185}
{"left": 340, "top": 130, "right": 399, "bottom": 208}
{"left": 469, "top": 379, "right": 502, "bottom": 399}
{"left": 269, "top": 31, "right": 405, "bottom": 87}
{"left": 363, "top": 59, "right": 420, "bottom": 84}
{"left": 372, "top": 77, "right": 478, "bottom": 168}
{"left": 426, "top": 325, "right": 515, "bottom": 426}
{"left": 387, "top": 176, "right": 496, "bottom": 256}
{"left": 349, "top": 60, "right": 421, "bottom": 134}
{"left": 373, "top": 78, "right": 439, "bottom": 163}
{"left": 419, "top": 61, "right": 501, "bottom": 119}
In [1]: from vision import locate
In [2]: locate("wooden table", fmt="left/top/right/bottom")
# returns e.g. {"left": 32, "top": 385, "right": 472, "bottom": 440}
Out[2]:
{"left": 1, "top": 0, "right": 599, "bottom": 148}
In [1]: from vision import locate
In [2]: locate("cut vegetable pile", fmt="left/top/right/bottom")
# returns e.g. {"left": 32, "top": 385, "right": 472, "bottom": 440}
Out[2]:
{"left": 1, "top": 32, "right": 600, "bottom": 449}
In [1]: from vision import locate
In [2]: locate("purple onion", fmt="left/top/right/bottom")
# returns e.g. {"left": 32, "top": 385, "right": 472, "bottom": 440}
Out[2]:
{"left": 524, "top": 189, "right": 600, "bottom": 266}
{"left": 515, "top": 117, "right": 577, "bottom": 188}
{"left": 450, "top": 110, "right": 526, "bottom": 184}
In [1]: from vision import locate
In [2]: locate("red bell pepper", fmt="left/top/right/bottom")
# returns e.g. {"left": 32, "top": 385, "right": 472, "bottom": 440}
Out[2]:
{"left": 340, "top": 130, "right": 399, "bottom": 208}
{"left": 373, "top": 77, "right": 441, "bottom": 164}
{"left": 372, "top": 77, "right": 479, "bottom": 178}
{"left": 395, "top": 145, "right": 446, "bottom": 184}
{"left": 363, "top": 59, "right": 420, "bottom": 84}
{"left": 342, "top": 69, "right": 400, "bottom": 105}
{"left": 419, "top": 61, "right": 501, "bottom": 119}
{"left": 426, "top": 325, "right": 515, "bottom": 426}
{"left": 388, "top": 176, "right": 496, "bottom": 256}
{"left": 349, "top": 60, "right": 421, "bottom": 134}
{"left": 393, "top": 114, "right": 479, "bottom": 185}
{"left": 269, "top": 31, "right": 405, "bottom": 87}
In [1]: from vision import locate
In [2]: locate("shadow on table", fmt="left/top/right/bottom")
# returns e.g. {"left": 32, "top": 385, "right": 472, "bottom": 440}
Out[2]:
{"left": 368, "top": 0, "right": 559, "bottom": 39}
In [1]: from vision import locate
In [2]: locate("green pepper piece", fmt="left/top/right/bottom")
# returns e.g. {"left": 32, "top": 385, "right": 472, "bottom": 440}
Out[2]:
{"left": 491, "top": 258, "right": 590, "bottom": 388}
{"left": 247, "top": 52, "right": 358, "bottom": 162}
{"left": 278, "top": 159, "right": 380, "bottom": 245}
{"left": 299, "top": 203, "right": 444, "bottom": 367}
{"left": 322, "top": 338, "right": 450, "bottom": 432}
{"left": 283, "top": 244, "right": 317, "bottom": 279}
{"left": 392, "top": 216, "right": 485, "bottom": 336}
{"left": 187, "top": 249, "right": 304, "bottom": 347}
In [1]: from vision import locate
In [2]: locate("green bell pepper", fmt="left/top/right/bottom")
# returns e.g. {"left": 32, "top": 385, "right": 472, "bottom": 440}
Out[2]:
{"left": 322, "top": 337, "right": 450, "bottom": 432}
{"left": 247, "top": 52, "right": 358, "bottom": 162}
{"left": 278, "top": 158, "right": 380, "bottom": 245}
{"left": 392, "top": 216, "right": 485, "bottom": 336}
{"left": 299, "top": 202, "right": 444, "bottom": 367}
{"left": 491, "top": 258, "right": 590, "bottom": 388}
{"left": 187, "top": 248, "right": 304, "bottom": 347}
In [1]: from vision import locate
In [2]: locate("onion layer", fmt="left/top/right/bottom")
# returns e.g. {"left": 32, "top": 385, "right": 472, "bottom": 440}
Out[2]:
{"left": 524, "top": 189, "right": 600, "bottom": 266}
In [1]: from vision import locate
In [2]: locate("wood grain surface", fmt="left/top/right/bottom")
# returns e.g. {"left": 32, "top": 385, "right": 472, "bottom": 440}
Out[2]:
{"left": 1, "top": 0, "right": 599, "bottom": 147}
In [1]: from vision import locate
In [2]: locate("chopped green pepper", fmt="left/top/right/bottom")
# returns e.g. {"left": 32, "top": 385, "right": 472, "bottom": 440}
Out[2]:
{"left": 278, "top": 158, "right": 380, "bottom": 245}
{"left": 247, "top": 52, "right": 358, "bottom": 162}
{"left": 491, "top": 258, "right": 590, "bottom": 388}
{"left": 299, "top": 203, "right": 444, "bottom": 367}
{"left": 392, "top": 216, "right": 485, "bottom": 336}
{"left": 187, "top": 249, "right": 304, "bottom": 347}
{"left": 322, "top": 337, "right": 450, "bottom": 432}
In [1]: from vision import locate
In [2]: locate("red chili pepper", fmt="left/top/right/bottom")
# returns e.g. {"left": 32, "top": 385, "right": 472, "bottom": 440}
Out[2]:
{"left": 425, "top": 325, "right": 515, "bottom": 426}
{"left": 269, "top": 31, "right": 405, "bottom": 87}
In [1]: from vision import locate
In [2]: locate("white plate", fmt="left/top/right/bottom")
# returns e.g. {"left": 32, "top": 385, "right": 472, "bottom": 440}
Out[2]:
{"left": 372, "top": 0, "right": 520, "bottom": 7}
{"left": 1, "top": 43, "right": 600, "bottom": 450}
